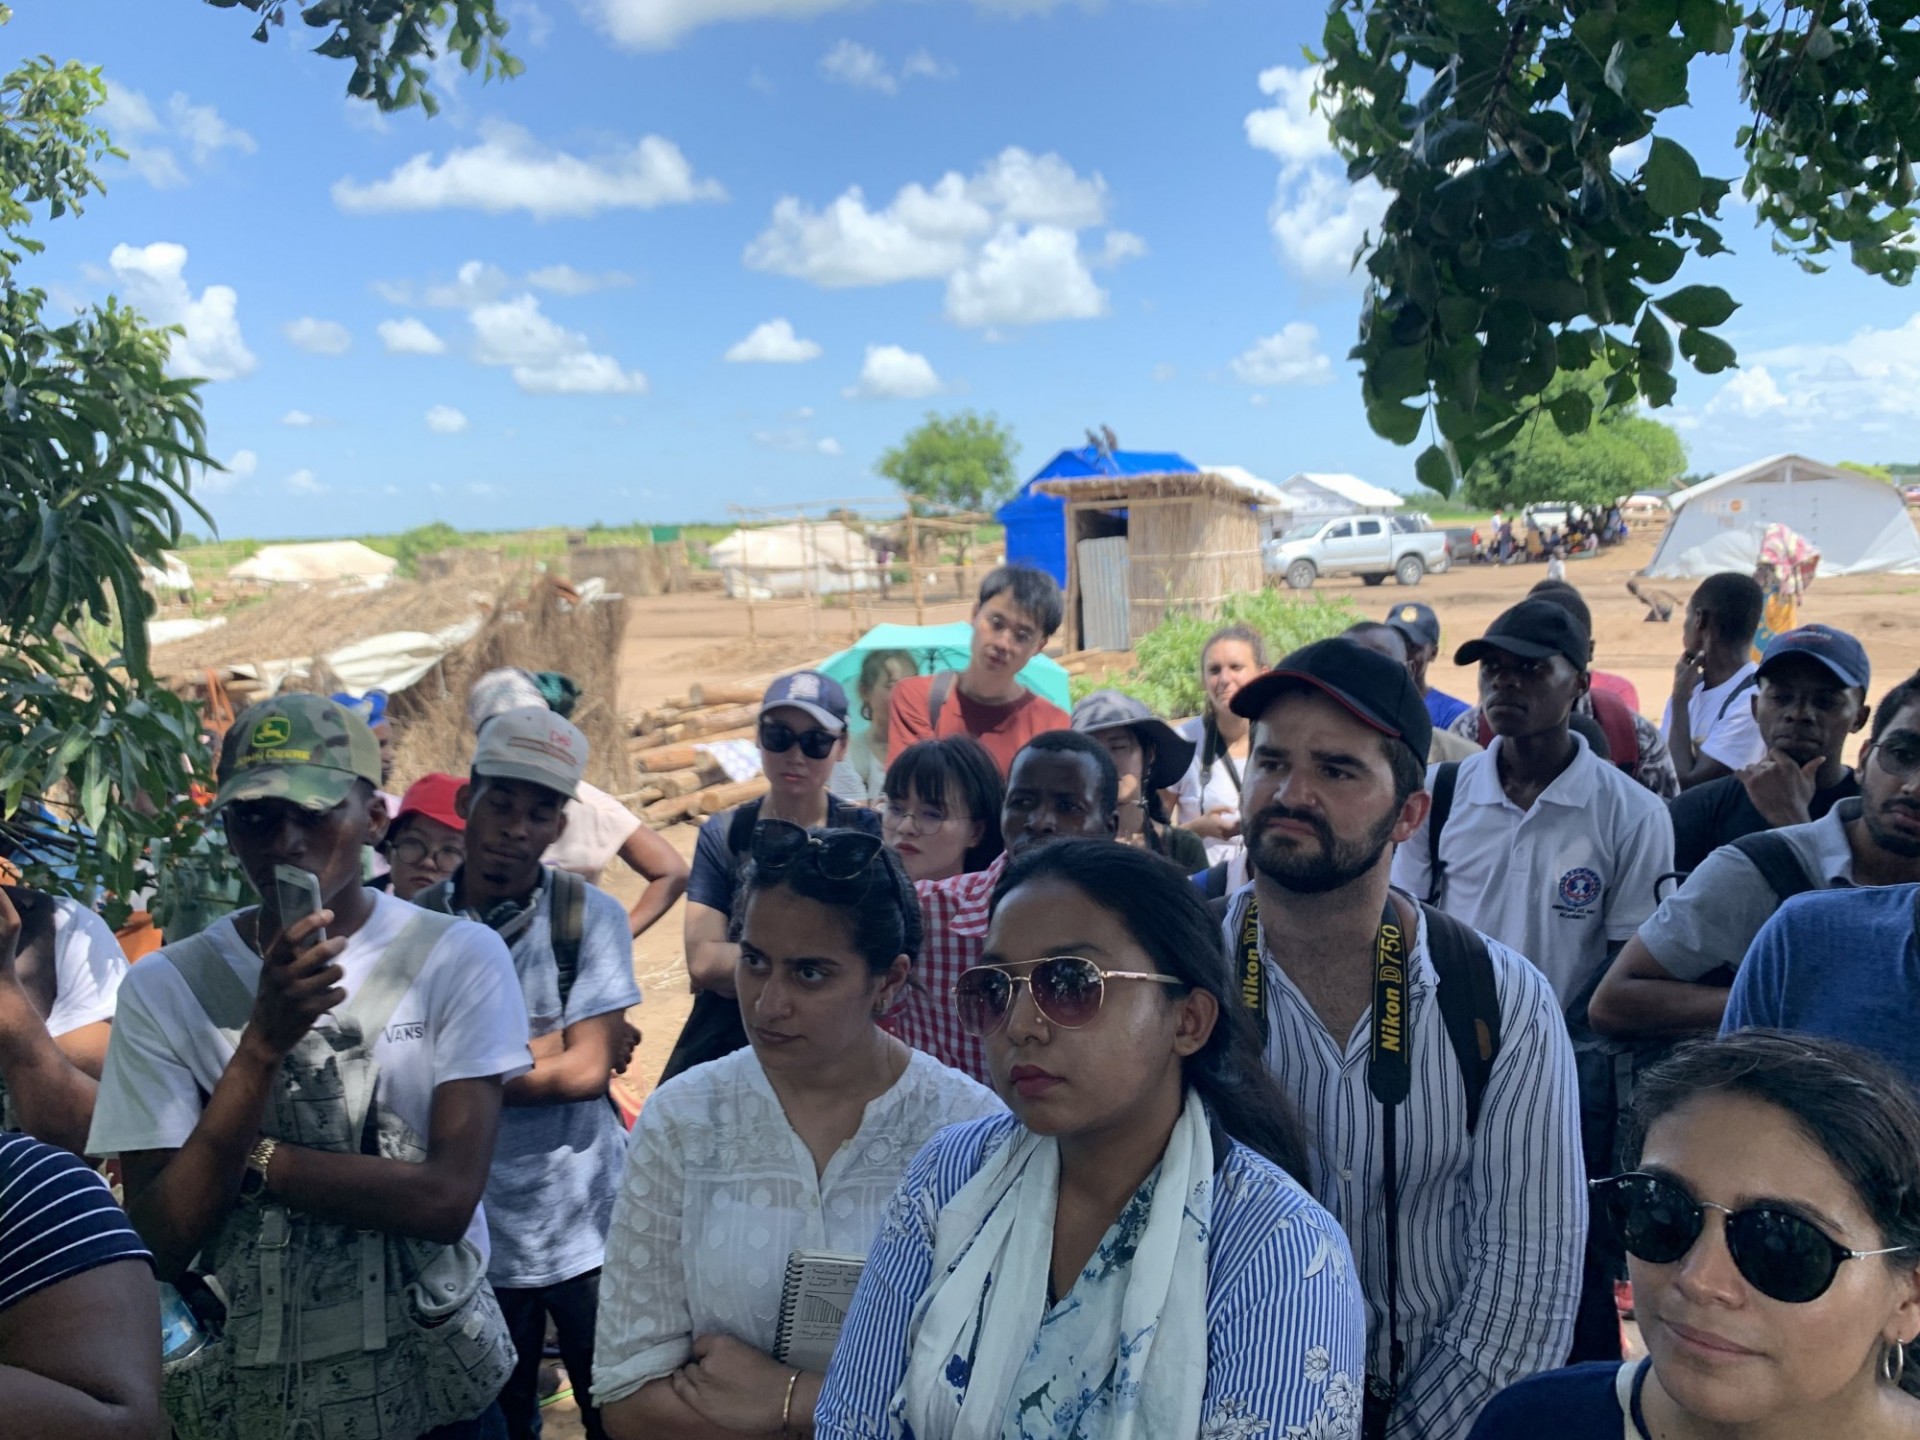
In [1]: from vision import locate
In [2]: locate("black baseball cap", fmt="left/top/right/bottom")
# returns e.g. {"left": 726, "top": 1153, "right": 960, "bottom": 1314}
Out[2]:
{"left": 1385, "top": 602, "right": 1441, "bottom": 653}
{"left": 1231, "top": 638, "right": 1433, "bottom": 766}
{"left": 1454, "top": 599, "right": 1590, "bottom": 672}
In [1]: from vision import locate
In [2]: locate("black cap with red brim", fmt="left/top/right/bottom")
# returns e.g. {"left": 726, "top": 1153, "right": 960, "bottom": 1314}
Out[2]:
{"left": 1230, "top": 637, "right": 1433, "bottom": 767}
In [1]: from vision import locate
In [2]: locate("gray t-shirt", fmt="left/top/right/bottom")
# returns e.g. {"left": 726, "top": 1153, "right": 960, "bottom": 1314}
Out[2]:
{"left": 481, "top": 874, "right": 641, "bottom": 1288}
{"left": 1638, "top": 800, "right": 1859, "bottom": 981}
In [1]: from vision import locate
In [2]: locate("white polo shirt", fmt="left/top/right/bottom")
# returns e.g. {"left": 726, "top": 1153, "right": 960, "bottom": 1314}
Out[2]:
{"left": 1391, "top": 733, "right": 1674, "bottom": 1007}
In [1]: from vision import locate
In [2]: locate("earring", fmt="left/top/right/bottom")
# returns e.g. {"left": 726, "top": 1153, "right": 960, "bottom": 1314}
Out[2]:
{"left": 1883, "top": 1340, "right": 1907, "bottom": 1388}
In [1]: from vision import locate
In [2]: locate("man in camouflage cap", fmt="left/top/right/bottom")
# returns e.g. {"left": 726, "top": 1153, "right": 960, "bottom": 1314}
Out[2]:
{"left": 88, "top": 693, "right": 534, "bottom": 1438}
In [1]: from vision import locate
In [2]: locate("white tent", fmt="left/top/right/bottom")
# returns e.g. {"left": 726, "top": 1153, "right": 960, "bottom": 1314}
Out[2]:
{"left": 229, "top": 541, "right": 397, "bottom": 587}
{"left": 1645, "top": 454, "right": 1920, "bottom": 579}
{"left": 709, "top": 521, "right": 880, "bottom": 600}
{"left": 140, "top": 551, "right": 193, "bottom": 593}
{"left": 1277, "top": 472, "right": 1406, "bottom": 522}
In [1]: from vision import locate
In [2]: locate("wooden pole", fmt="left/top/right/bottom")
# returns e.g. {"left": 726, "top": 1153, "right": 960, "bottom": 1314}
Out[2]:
{"left": 803, "top": 514, "right": 819, "bottom": 645}
{"left": 909, "top": 512, "right": 924, "bottom": 625}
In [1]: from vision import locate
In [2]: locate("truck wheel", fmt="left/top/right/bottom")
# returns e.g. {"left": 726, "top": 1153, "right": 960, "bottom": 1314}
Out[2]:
{"left": 1361, "top": 573, "right": 1387, "bottom": 587}
{"left": 1285, "top": 560, "right": 1317, "bottom": 591}
{"left": 1395, "top": 555, "right": 1426, "bottom": 586}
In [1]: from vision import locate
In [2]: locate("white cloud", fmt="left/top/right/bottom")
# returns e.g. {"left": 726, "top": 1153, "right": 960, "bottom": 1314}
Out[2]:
{"left": 107, "top": 242, "right": 256, "bottom": 380}
{"left": 1152, "top": 361, "right": 1177, "bottom": 382}
{"left": 504, "top": 0, "right": 555, "bottom": 45}
{"left": 527, "top": 264, "right": 636, "bottom": 295}
{"left": 746, "top": 147, "right": 1135, "bottom": 327}
{"left": 724, "top": 318, "right": 822, "bottom": 363}
{"left": 470, "top": 293, "right": 648, "bottom": 394}
{"left": 284, "top": 317, "right": 352, "bottom": 356}
{"left": 902, "top": 49, "right": 957, "bottom": 81}
{"left": 227, "top": 449, "right": 259, "bottom": 479}
{"left": 945, "top": 225, "right": 1107, "bottom": 327}
{"left": 586, "top": 0, "right": 1068, "bottom": 49}
{"left": 99, "top": 84, "right": 254, "bottom": 188}
{"left": 280, "top": 409, "right": 319, "bottom": 427}
{"left": 379, "top": 317, "right": 448, "bottom": 355}
{"left": 844, "top": 343, "right": 943, "bottom": 399}
{"left": 1231, "top": 323, "right": 1334, "bottom": 386}
{"left": 285, "top": 468, "right": 325, "bottom": 495}
{"left": 332, "top": 121, "right": 724, "bottom": 219}
{"left": 195, "top": 448, "right": 257, "bottom": 496}
{"left": 425, "top": 261, "right": 511, "bottom": 308}
{"left": 818, "top": 436, "right": 844, "bottom": 456}
{"left": 379, "top": 260, "right": 633, "bottom": 307}
{"left": 1246, "top": 65, "right": 1389, "bottom": 287}
{"left": 821, "top": 40, "right": 896, "bottom": 93}
{"left": 426, "top": 404, "right": 471, "bottom": 433}
{"left": 1713, "top": 365, "right": 1788, "bottom": 417}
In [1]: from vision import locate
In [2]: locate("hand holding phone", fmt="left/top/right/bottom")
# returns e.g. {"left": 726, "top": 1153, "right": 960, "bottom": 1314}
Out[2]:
{"left": 247, "top": 865, "right": 347, "bottom": 1058}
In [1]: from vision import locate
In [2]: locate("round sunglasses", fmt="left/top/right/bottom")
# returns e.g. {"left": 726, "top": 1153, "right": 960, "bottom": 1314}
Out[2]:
{"left": 1592, "top": 1172, "right": 1912, "bottom": 1304}
{"left": 953, "top": 957, "right": 1182, "bottom": 1037}
{"left": 759, "top": 718, "right": 839, "bottom": 761}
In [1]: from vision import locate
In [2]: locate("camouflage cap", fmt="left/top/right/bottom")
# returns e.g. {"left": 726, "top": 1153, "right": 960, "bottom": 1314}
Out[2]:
{"left": 215, "top": 694, "right": 384, "bottom": 813}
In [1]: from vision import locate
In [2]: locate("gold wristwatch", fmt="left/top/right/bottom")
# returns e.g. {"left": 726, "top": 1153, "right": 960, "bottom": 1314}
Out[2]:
{"left": 241, "top": 1136, "right": 278, "bottom": 1197}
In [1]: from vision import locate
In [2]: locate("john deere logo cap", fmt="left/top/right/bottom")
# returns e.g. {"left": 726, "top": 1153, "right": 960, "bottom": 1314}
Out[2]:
{"left": 215, "top": 694, "right": 384, "bottom": 813}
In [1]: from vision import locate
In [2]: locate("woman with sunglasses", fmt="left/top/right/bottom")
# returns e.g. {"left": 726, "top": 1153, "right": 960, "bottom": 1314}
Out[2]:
{"left": 596, "top": 822, "right": 1001, "bottom": 1439}
{"left": 880, "top": 736, "right": 1004, "bottom": 884}
{"left": 1470, "top": 1030, "right": 1920, "bottom": 1440}
{"left": 379, "top": 772, "right": 467, "bottom": 902}
{"left": 816, "top": 841, "right": 1364, "bottom": 1439}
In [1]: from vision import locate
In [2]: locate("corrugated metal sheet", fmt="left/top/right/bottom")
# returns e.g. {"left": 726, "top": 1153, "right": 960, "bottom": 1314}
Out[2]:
{"left": 1078, "top": 536, "right": 1131, "bottom": 650}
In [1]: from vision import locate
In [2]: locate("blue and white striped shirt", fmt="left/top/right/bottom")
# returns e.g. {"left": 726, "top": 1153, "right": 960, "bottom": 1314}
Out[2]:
{"left": 1227, "top": 888, "right": 1588, "bottom": 1440}
{"left": 0, "top": 1131, "right": 150, "bottom": 1315}
{"left": 814, "top": 1112, "right": 1368, "bottom": 1439}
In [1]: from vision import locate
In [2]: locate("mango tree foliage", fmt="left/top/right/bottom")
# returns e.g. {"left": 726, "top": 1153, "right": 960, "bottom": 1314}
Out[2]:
{"left": 1319, "top": 0, "right": 1920, "bottom": 494}
{"left": 1462, "top": 370, "right": 1687, "bottom": 508}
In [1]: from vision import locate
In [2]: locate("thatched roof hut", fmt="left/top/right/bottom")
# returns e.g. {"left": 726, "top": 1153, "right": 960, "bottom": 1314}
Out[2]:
{"left": 1033, "top": 470, "right": 1267, "bottom": 649}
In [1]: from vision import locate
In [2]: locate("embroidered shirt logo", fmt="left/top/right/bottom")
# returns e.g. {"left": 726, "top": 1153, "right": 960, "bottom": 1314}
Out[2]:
{"left": 1557, "top": 867, "right": 1602, "bottom": 911}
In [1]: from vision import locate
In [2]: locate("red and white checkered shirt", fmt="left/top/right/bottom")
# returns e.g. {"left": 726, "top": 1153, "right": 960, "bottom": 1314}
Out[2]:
{"left": 883, "top": 853, "right": 1007, "bottom": 1084}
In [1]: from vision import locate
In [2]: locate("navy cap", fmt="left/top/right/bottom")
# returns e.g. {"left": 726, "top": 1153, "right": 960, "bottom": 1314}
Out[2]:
{"left": 1756, "top": 624, "right": 1870, "bottom": 691}
{"left": 1231, "top": 638, "right": 1433, "bottom": 766}
{"left": 760, "top": 670, "right": 849, "bottom": 733}
{"left": 1385, "top": 602, "right": 1441, "bottom": 653}
{"left": 1455, "top": 600, "right": 1590, "bottom": 673}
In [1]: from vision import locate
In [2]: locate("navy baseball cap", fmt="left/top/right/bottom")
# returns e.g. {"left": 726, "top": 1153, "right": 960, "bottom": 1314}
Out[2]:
{"left": 1231, "top": 638, "right": 1433, "bottom": 766}
{"left": 1385, "top": 602, "right": 1441, "bottom": 653}
{"left": 1455, "top": 600, "right": 1590, "bottom": 673}
{"left": 760, "top": 670, "right": 849, "bottom": 733}
{"left": 1756, "top": 625, "right": 1870, "bottom": 691}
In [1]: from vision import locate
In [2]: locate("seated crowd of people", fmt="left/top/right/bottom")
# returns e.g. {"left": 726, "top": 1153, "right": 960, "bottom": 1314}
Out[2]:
{"left": 1, "top": 557, "right": 1918, "bottom": 1440}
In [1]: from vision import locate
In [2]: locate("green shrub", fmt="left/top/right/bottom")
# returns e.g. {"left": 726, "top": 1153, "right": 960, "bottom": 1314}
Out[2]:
{"left": 1070, "top": 592, "right": 1363, "bottom": 717}
{"left": 389, "top": 522, "right": 463, "bottom": 578}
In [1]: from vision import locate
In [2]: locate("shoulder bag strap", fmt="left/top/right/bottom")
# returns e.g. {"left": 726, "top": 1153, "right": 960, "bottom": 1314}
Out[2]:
{"left": 1363, "top": 898, "right": 1413, "bottom": 1438}
{"left": 1728, "top": 829, "right": 1819, "bottom": 903}
{"left": 165, "top": 926, "right": 258, "bottom": 1036}
{"left": 726, "top": 799, "right": 762, "bottom": 857}
{"left": 1420, "top": 904, "right": 1504, "bottom": 1136}
{"left": 1425, "top": 761, "right": 1461, "bottom": 907}
{"left": 550, "top": 868, "right": 587, "bottom": 1009}
{"left": 1715, "top": 671, "right": 1760, "bottom": 723}
{"left": 928, "top": 669, "right": 958, "bottom": 734}
{"left": 336, "top": 909, "right": 461, "bottom": 1050}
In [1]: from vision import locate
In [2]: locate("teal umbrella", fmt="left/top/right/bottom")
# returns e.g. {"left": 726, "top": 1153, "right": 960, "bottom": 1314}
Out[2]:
{"left": 818, "top": 622, "right": 1071, "bottom": 736}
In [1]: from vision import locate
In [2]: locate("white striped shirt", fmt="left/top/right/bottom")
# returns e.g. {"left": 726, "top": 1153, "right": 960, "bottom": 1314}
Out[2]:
{"left": 1227, "top": 887, "right": 1587, "bottom": 1440}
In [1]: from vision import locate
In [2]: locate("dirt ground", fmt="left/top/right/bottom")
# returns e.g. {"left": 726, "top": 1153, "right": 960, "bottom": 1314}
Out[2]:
{"left": 537, "top": 533, "right": 1920, "bottom": 1437}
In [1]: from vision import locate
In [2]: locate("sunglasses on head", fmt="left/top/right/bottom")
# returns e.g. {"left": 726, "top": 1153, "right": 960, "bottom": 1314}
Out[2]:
{"left": 953, "top": 956, "right": 1182, "bottom": 1038}
{"left": 759, "top": 717, "right": 839, "bottom": 761}
{"left": 1592, "top": 1172, "right": 1912, "bottom": 1304}
{"left": 749, "top": 818, "right": 883, "bottom": 882}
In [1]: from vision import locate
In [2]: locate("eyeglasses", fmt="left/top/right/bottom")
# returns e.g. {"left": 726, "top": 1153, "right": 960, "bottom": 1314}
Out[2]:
{"left": 1872, "top": 737, "right": 1920, "bottom": 781}
{"left": 1591, "top": 1172, "right": 1911, "bottom": 1304}
{"left": 953, "top": 957, "right": 1182, "bottom": 1037}
{"left": 391, "top": 835, "right": 464, "bottom": 870}
{"left": 759, "top": 718, "right": 839, "bottom": 761}
{"left": 881, "top": 800, "right": 967, "bottom": 833}
{"left": 750, "top": 818, "right": 883, "bottom": 881}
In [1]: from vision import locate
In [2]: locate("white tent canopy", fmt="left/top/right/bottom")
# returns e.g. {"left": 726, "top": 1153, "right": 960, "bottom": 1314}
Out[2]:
{"left": 229, "top": 541, "right": 397, "bottom": 587}
{"left": 1645, "top": 454, "right": 1920, "bottom": 579}
{"left": 709, "top": 521, "right": 879, "bottom": 600}
{"left": 1277, "top": 472, "right": 1405, "bottom": 521}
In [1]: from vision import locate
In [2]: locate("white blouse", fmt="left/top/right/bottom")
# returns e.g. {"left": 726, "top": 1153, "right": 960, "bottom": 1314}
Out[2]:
{"left": 592, "top": 1045, "right": 1004, "bottom": 1407}
{"left": 1171, "top": 715, "right": 1248, "bottom": 867}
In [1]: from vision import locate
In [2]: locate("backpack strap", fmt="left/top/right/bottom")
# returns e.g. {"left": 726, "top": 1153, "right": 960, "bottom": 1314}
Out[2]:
{"left": 165, "top": 927, "right": 258, "bottom": 1037}
{"left": 928, "top": 670, "right": 958, "bottom": 734}
{"left": 726, "top": 798, "right": 763, "bottom": 858}
{"left": 1424, "top": 762, "right": 1461, "bottom": 908}
{"left": 549, "top": 868, "right": 587, "bottom": 1010}
{"left": 1419, "top": 904, "right": 1504, "bottom": 1136}
{"left": 335, "top": 909, "right": 461, "bottom": 1052}
{"left": 1715, "top": 671, "right": 1760, "bottom": 724}
{"left": 1727, "top": 829, "right": 1820, "bottom": 903}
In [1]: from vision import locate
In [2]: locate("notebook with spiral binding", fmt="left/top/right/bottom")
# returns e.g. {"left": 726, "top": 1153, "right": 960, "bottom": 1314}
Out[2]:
{"left": 772, "top": 1250, "right": 866, "bottom": 1372}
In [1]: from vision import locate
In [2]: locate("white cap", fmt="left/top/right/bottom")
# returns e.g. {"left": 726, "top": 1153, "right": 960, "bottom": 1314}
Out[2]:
{"left": 472, "top": 706, "right": 586, "bottom": 799}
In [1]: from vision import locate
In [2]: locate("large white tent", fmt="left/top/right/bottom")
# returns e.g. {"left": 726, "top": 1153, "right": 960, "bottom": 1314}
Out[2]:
{"left": 1645, "top": 454, "right": 1920, "bottom": 578}
{"left": 229, "top": 541, "right": 397, "bottom": 587}
{"left": 1276, "top": 472, "right": 1406, "bottom": 523}
{"left": 709, "top": 521, "right": 879, "bottom": 600}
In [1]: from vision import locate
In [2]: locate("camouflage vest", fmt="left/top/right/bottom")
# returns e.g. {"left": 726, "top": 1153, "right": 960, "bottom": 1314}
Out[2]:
{"left": 159, "top": 910, "right": 515, "bottom": 1440}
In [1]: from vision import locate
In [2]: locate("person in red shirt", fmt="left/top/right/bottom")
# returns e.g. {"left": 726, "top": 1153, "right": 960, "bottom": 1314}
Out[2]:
{"left": 888, "top": 565, "right": 1070, "bottom": 777}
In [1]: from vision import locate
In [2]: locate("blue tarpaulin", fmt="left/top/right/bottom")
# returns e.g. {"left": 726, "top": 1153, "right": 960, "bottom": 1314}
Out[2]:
{"left": 995, "top": 446, "right": 1200, "bottom": 585}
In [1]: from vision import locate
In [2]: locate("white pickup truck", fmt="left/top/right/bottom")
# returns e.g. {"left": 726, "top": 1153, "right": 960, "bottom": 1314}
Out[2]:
{"left": 1263, "top": 515, "right": 1451, "bottom": 590}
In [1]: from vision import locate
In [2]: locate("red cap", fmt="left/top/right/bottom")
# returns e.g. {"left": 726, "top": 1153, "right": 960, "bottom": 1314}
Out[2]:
{"left": 394, "top": 773, "right": 466, "bottom": 831}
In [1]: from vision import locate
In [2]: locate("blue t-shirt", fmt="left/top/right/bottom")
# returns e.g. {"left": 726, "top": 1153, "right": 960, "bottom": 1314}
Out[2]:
{"left": 1723, "top": 885, "right": 1920, "bottom": 1091}
{"left": 1471, "top": 1361, "right": 1649, "bottom": 1438}
{"left": 1427, "top": 687, "right": 1471, "bottom": 730}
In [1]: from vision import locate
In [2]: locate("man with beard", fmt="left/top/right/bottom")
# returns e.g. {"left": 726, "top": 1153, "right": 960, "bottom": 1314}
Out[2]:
{"left": 1594, "top": 669, "right": 1920, "bottom": 1044}
{"left": 1226, "top": 638, "right": 1583, "bottom": 1440}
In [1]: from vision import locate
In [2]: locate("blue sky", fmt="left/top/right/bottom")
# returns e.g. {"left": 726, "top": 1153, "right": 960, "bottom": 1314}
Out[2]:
{"left": 12, "top": 0, "right": 1920, "bottom": 539}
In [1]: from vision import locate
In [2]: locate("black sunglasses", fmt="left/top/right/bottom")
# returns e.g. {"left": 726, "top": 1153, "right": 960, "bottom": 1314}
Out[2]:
{"left": 759, "top": 717, "right": 839, "bottom": 761}
{"left": 1592, "top": 1172, "right": 1911, "bottom": 1304}
{"left": 750, "top": 819, "right": 883, "bottom": 882}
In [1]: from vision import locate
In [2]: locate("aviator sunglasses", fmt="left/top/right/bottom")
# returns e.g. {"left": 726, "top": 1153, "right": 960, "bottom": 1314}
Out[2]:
{"left": 749, "top": 818, "right": 883, "bottom": 882}
{"left": 759, "top": 717, "right": 839, "bottom": 761}
{"left": 1592, "top": 1172, "right": 1913, "bottom": 1304}
{"left": 953, "top": 957, "right": 1182, "bottom": 1038}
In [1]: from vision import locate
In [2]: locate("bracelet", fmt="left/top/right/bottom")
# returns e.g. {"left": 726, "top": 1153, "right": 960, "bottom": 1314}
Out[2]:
{"left": 781, "top": 1369, "right": 801, "bottom": 1436}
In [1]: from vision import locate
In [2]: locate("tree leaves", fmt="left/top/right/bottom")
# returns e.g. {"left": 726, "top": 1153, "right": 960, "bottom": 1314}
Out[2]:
{"left": 1654, "top": 285, "right": 1740, "bottom": 327}
{"left": 878, "top": 411, "right": 1022, "bottom": 515}
{"left": 1414, "top": 443, "right": 1456, "bottom": 498}
{"left": 1643, "top": 138, "right": 1705, "bottom": 217}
